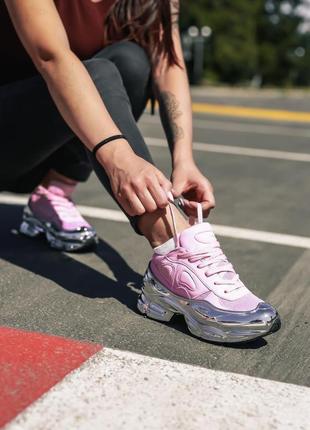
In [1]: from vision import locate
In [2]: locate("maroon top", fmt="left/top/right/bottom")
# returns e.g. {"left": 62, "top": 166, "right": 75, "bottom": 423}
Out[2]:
{"left": 0, "top": 0, "right": 116, "bottom": 84}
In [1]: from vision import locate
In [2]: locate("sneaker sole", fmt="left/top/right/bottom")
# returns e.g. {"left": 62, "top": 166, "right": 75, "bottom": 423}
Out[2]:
{"left": 137, "top": 267, "right": 281, "bottom": 344}
{"left": 20, "top": 208, "right": 98, "bottom": 252}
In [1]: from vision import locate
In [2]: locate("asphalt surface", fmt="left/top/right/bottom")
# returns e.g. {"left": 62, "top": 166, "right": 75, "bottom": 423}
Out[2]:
{"left": 1, "top": 89, "right": 309, "bottom": 387}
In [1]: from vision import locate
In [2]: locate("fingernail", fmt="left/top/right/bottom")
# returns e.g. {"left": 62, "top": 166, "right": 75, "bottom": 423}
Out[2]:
{"left": 167, "top": 191, "right": 174, "bottom": 202}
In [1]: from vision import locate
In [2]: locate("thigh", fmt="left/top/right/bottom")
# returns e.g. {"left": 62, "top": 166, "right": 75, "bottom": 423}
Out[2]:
{"left": 84, "top": 56, "right": 153, "bottom": 164}
{"left": 94, "top": 41, "right": 152, "bottom": 121}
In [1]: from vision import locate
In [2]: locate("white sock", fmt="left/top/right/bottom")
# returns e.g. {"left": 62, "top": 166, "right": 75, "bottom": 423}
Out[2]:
{"left": 153, "top": 237, "right": 177, "bottom": 255}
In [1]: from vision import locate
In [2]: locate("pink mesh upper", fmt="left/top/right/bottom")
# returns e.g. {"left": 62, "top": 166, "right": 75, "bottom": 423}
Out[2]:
{"left": 29, "top": 182, "right": 91, "bottom": 231}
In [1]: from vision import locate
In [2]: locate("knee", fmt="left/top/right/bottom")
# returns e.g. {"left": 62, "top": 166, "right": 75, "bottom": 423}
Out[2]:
{"left": 111, "top": 41, "right": 151, "bottom": 82}
{"left": 84, "top": 57, "right": 123, "bottom": 92}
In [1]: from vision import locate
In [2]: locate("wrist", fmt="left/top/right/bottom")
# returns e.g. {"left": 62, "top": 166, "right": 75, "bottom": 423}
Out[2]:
{"left": 96, "top": 138, "right": 133, "bottom": 172}
{"left": 172, "top": 142, "right": 194, "bottom": 167}
{"left": 173, "top": 152, "right": 194, "bottom": 168}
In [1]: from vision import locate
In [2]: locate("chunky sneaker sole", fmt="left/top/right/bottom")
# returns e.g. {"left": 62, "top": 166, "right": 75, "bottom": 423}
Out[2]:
{"left": 138, "top": 267, "right": 281, "bottom": 344}
{"left": 20, "top": 206, "right": 98, "bottom": 252}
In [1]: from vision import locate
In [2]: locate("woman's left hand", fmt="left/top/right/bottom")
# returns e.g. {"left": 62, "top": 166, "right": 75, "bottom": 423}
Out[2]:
{"left": 171, "top": 161, "right": 215, "bottom": 217}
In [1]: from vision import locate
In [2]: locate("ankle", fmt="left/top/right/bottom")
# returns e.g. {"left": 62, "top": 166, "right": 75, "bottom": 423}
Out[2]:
{"left": 137, "top": 205, "right": 189, "bottom": 248}
{"left": 37, "top": 170, "right": 78, "bottom": 199}
{"left": 41, "top": 170, "right": 78, "bottom": 188}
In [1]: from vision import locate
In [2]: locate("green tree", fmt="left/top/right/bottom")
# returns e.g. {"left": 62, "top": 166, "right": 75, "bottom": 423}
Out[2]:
{"left": 180, "top": 0, "right": 310, "bottom": 86}
{"left": 180, "top": 0, "right": 261, "bottom": 84}
{"left": 256, "top": 0, "right": 308, "bottom": 86}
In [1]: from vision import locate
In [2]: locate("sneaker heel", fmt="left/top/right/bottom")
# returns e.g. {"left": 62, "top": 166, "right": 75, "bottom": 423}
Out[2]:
{"left": 137, "top": 291, "right": 175, "bottom": 322}
{"left": 19, "top": 220, "right": 42, "bottom": 237}
{"left": 137, "top": 269, "right": 176, "bottom": 322}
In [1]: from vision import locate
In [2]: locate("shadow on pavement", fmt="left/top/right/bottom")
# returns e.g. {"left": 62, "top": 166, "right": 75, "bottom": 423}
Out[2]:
{"left": 0, "top": 204, "right": 142, "bottom": 311}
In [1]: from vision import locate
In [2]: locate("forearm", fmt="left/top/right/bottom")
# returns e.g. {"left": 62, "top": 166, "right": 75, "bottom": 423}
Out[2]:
{"left": 38, "top": 50, "right": 123, "bottom": 151}
{"left": 5, "top": 0, "right": 128, "bottom": 160}
{"left": 154, "top": 65, "right": 193, "bottom": 166}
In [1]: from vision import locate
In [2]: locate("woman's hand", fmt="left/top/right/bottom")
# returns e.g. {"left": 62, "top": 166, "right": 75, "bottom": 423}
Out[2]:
{"left": 97, "top": 140, "right": 172, "bottom": 216}
{"left": 171, "top": 160, "right": 215, "bottom": 217}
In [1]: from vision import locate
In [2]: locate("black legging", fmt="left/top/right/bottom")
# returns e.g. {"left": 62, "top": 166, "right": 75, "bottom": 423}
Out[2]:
{"left": 0, "top": 41, "right": 155, "bottom": 233}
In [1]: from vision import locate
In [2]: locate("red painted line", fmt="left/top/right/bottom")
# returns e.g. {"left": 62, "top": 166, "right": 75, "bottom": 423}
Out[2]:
{"left": 0, "top": 326, "right": 102, "bottom": 428}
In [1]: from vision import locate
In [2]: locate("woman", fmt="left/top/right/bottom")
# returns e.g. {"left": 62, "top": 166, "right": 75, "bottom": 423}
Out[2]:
{"left": 0, "top": 0, "right": 280, "bottom": 343}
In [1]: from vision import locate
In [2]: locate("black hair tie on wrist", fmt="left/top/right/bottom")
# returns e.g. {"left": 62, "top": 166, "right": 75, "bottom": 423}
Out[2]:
{"left": 92, "top": 134, "right": 126, "bottom": 158}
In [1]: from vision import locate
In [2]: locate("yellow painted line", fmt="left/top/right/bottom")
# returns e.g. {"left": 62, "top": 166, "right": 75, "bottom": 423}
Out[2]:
{"left": 192, "top": 103, "right": 310, "bottom": 123}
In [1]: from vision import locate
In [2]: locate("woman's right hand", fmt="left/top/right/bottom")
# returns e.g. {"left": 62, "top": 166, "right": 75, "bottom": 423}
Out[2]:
{"left": 96, "top": 139, "right": 172, "bottom": 216}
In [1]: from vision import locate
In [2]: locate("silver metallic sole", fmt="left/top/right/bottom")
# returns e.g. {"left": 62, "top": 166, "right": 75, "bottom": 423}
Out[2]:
{"left": 20, "top": 206, "right": 98, "bottom": 252}
{"left": 137, "top": 267, "right": 281, "bottom": 344}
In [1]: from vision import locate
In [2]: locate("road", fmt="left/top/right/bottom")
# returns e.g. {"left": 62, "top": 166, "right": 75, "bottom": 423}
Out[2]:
{"left": 0, "top": 88, "right": 309, "bottom": 428}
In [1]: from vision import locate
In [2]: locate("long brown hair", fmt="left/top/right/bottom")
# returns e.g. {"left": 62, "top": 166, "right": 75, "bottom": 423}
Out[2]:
{"left": 104, "top": 0, "right": 180, "bottom": 67}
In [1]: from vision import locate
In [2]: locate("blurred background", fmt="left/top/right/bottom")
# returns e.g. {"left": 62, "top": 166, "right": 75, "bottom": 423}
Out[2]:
{"left": 180, "top": 0, "right": 310, "bottom": 87}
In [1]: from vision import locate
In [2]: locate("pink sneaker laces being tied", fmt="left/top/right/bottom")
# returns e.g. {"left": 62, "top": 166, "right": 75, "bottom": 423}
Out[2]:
{"left": 138, "top": 202, "right": 281, "bottom": 343}
{"left": 20, "top": 181, "right": 97, "bottom": 251}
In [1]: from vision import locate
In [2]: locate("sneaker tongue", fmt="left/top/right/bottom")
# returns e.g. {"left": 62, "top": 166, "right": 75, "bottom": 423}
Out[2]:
{"left": 179, "top": 223, "right": 214, "bottom": 252}
{"left": 47, "top": 180, "right": 75, "bottom": 198}
{"left": 179, "top": 223, "right": 238, "bottom": 284}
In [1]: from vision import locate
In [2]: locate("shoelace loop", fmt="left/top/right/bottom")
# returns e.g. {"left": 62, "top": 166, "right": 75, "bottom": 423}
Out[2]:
{"left": 177, "top": 246, "right": 239, "bottom": 289}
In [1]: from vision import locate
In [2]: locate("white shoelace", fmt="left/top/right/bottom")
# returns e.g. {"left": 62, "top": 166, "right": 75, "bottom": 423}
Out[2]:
{"left": 167, "top": 193, "right": 203, "bottom": 248}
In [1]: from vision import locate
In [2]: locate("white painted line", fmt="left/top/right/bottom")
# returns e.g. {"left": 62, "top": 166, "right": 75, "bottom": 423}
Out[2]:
{"left": 78, "top": 204, "right": 127, "bottom": 223}
{"left": 141, "top": 115, "right": 310, "bottom": 138}
{"left": 6, "top": 348, "right": 310, "bottom": 430}
{"left": 1, "top": 194, "right": 310, "bottom": 249}
{"left": 0, "top": 195, "right": 27, "bottom": 206}
{"left": 146, "top": 137, "right": 310, "bottom": 162}
{"left": 211, "top": 224, "right": 310, "bottom": 249}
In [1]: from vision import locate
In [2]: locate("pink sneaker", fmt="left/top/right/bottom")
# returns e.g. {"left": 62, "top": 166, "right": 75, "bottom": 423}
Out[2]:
{"left": 20, "top": 181, "right": 97, "bottom": 251}
{"left": 138, "top": 204, "right": 280, "bottom": 343}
